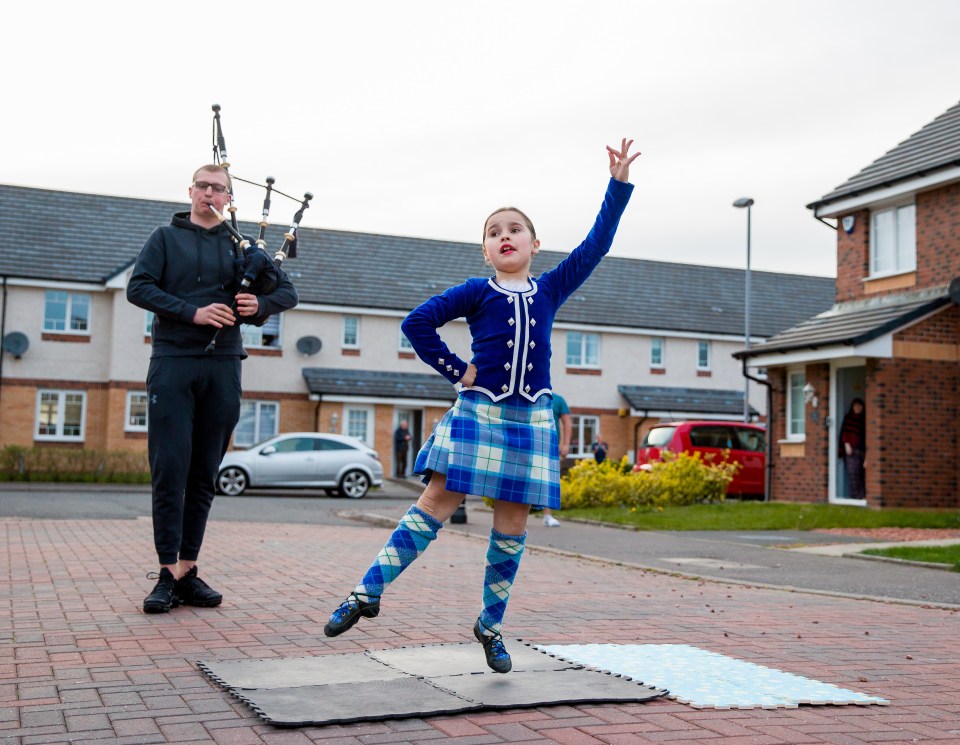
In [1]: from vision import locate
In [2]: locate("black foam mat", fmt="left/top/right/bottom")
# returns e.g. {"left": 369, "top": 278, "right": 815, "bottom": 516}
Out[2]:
{"left": 198, "top": 642, "right": 667, "bottom": 727}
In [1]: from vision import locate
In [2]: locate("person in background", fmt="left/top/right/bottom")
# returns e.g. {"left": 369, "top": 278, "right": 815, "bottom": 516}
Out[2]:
{"left": 393, "top": 420, "right": 412, "bottom": 478}
{"left": 592, "top": 437, "right": 608, "bottom": 464}
{"left": 839, "top": 397, "right": 866, "bottom": 499}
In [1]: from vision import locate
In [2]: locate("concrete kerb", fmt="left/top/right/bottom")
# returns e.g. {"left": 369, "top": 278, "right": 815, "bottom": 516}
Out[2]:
{"left": 345, "top": 506, "right": 960, "bottom": 612}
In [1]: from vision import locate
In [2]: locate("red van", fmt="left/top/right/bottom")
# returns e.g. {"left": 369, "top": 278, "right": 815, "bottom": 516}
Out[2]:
{"left": 634, "top": 421, "right": 766, "bottom": 498}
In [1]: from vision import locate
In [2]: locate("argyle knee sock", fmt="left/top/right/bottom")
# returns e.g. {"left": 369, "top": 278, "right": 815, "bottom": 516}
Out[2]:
{"left": 353, "top": 505, "right": 443, "bottom": 601}
{"left": 477, "top": 529, "right": 527, "bottom": 636}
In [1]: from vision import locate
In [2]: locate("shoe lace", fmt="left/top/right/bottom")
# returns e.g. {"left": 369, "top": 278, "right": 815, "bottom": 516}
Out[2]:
{"left": 476, "top": 620, "right": 509, "bottom": 659}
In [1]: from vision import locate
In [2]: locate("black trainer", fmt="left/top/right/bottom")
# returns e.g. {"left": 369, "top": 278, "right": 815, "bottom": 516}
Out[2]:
{"left": 143, "top": 568, "right": 179, "bottom": 614}
{"left": 175, "top": 566, "right": 223, "bottom": 608}
{"left": 323, "top": 592, "right": 380, "bottom": 637}
{"left": 473, "top": 618, "right": 512, "bottom": 674}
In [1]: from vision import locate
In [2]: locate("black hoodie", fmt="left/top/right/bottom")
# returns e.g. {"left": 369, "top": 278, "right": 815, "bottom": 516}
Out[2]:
{"left": 127, "top": 212, "right": 298, "bottom": 357}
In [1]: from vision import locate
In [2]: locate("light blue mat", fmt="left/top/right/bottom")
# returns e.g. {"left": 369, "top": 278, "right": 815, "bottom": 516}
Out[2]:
{"left": 537, "top": 643, "right": 889, "bottom": 709}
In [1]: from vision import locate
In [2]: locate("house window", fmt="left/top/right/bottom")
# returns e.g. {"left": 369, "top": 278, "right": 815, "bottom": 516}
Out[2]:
{"left": 399, "top": 329, "right": 414, "bottom": 352}
{"left": 342, "top": 316, "right": 360, "bottom": 348}
{"left": 697, "top": 341, "right": 711, "bottom": 370}
{"left": 345, "top": 407, "right": 373, "bottom": 444}
{"left": 650, "top": 337, "right": 664, "bottom": 367}
{"left": 241, "top": 314, "right": 282, "bottom": 349}
{"left": 125, "top": 392, "right": 149, "bottom": 432}
{"left": 36, "top": 390, "right": 86, "bottom": 440}
{"left": 570, "top": 415, "right": 600, "bottom": 457}
{"left": 144, "top": 311, "right": 155, "bottom": 335}
{"left": 43, "top": 291, "right": 90, "bottom": 333}
{"left": 234, "top": 401, "right": 279, "bottom": 447}
{"left": 787, "top": 369, "right": 806, "bottom": 439}
{"left": 871, "top": 203, "right": 916, "bottom": 276}
{"left": 566, "top": 331, "right": 600, "bottom": 367}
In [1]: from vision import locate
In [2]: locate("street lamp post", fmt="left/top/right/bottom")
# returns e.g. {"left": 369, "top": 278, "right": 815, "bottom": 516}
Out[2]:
{"left": 733, "top": 197, "right": 754, "bottom": 423}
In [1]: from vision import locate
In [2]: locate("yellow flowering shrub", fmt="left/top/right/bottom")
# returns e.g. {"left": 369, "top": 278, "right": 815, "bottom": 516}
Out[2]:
{"left": 560, "top": 451, "right": 736, "bottom": 510}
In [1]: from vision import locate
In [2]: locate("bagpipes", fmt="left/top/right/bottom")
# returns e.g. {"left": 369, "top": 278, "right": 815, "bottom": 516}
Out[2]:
{"left": 206, "top": 104, "right": 312, "bottom": 352}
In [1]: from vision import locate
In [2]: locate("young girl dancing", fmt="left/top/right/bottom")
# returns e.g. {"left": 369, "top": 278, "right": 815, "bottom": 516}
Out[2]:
{"left": 324, "top": 139, "right": 640, "bottom": 673}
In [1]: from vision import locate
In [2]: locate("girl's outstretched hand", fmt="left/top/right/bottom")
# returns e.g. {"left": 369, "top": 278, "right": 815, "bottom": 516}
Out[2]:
{"left": 607, "top": 138, "right": 640, "bottom": 182}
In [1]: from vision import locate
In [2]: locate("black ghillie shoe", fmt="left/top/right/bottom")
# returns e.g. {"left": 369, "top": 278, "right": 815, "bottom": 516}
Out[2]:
{"left": 143, "top": 568, "right": 179, "bottom": 614}
{"left": 473, "top": 618, "right": 512, "bottom": 674}
{"left": 323, "top": 592, "right": 381, "bottom": 637}
{"left": 175, "top": 566, "right": 223, "bottom": 608}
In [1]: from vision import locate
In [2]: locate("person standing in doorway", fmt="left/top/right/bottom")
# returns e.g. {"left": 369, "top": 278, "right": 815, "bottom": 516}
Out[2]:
{"left": 839, "top": 398, "right": 866, "bottom": 499}
{"left": 394, "top": 420, "right": 412, "bottom": 478}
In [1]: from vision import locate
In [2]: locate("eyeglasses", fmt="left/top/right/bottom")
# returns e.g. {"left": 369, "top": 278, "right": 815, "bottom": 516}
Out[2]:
{"left": 193, "top": 181, "right": 229, "bottom": 194}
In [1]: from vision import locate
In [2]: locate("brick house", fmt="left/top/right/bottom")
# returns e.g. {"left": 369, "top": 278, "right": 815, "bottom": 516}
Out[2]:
{"left": 0, "top": 183, "right": 833, "bottom": 480}
{"left": 737, "top": 99, "right": 960, "bottom": 509}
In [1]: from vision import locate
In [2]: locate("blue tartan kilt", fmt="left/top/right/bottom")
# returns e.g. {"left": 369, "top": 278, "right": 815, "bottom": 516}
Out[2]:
{"left": 414, "top": 392, "right": 561, "bottom": 509}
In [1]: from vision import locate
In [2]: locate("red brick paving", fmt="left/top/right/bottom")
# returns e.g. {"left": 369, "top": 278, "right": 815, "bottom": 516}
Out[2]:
{"left": 2, "top": 517, "right": 960, "bottom": 744}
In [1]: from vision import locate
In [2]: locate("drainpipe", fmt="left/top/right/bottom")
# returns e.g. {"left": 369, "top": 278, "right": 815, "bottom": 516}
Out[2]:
{"left": 742, "top": 357, "right": 773, "bottom": 502}
{"left": 0, "top": 276, "right": 7, "bottom": 412}
{"left": 312, "top": 394, "right": 322, "bottom": 432}
{"left": 632, "top": 413, "right": 647, "bottom": 464}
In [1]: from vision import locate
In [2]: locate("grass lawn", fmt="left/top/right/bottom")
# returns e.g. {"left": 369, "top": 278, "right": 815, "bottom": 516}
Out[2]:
{"left": 561, "top": 501, "right": 960, "bottom": 532}
{"left": 862, "top": 544, "right": 960, "bottom": 571}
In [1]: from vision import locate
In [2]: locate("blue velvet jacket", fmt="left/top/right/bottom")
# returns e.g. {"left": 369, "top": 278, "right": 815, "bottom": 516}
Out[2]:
{"left": 401, "top": 178, "right": 634, "bottom": 403}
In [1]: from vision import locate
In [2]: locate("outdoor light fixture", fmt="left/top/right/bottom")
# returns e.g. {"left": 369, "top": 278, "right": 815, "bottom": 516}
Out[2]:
{"left": 733, "top": 197, "right": 754, "bottom": 423}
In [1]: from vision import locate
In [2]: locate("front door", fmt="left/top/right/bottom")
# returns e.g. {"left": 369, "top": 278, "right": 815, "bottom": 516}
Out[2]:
{"left": 832, "top": 364, "right": 866, "bottom": 502}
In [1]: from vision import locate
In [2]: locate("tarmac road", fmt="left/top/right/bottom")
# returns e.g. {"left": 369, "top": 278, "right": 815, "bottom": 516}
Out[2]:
{"left": 2, "top": 480, "right": 957, "bottom": 608}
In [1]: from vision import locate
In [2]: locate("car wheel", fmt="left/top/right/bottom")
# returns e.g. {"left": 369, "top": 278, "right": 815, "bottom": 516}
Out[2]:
{"left": 217, "top": 467, "right": 249, "bottom": 496}
{"left": 339, "top": 470, "right": 370, "bottom": 499}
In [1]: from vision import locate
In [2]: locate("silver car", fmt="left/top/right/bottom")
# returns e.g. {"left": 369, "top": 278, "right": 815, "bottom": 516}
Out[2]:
{"left": 217, "top": 432, "right": 384, "bottom": 498}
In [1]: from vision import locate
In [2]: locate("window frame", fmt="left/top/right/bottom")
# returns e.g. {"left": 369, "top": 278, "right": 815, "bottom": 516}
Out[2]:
{"left": 125, "top": 391, "right": 149, "bottom": 432}
{"left": 344, "top": 406, "right": 374, "bottom": 445}
{"left": 696, "top": 340, "right": 711, "bottom": 371}
{"left": 565, "top": 331, "right": 600, "bottom": 369}
{"left": 870, "top": 202, "right": 916, "bottom": 278}
{"left": 233, "top": 400, "right": 280, "bottom": 447}
{"left": 342, "top": 315, "right": 360, "bottom": 349}
{"left": 43, "top": 290, "right": 91, "bottom": 335}
{"left": 35, "top": 389, "right": 87, "bottom": 441}
{"left": 241, "top": 313, "right": 283, "bottom": 349}
{"left": 398, "top": 327, "right": 414, "bottom": 352}
{"left": 786, "top": 368, "right": 806, "bottom": 440}
{"left": 650, "top": 336, "right": 665, "bottom": 368}
{"left": 570, "top": 414, "right": 600, "bottom": 458}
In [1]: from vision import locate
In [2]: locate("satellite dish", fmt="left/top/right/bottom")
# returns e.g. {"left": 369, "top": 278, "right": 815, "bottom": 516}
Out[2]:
{"left": 296, "top": 335, "right": 322, "bottom": 356}
{"left": 2, "top": 332, "right": 29, "bottom": 359}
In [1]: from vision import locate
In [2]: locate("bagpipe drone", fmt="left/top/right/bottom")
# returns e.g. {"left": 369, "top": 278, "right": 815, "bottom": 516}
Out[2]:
{"left": 206, "top": 103, "right": 312, "bottom": 352}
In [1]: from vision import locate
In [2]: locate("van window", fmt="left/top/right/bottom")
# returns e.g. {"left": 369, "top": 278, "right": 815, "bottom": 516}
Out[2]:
{"left": 689, "top": 426, "right": 735, "bottom": 449}
{"left": 642, "top": 427, "right": 676, "bottom": 447}
{"left": 736, "top": 429, "right": 766, "bottom": 452}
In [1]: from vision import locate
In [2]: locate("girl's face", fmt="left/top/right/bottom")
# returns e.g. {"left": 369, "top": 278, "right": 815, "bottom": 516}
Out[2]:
{"left": 482, "top": 210, "right": 540, "bottom": 280}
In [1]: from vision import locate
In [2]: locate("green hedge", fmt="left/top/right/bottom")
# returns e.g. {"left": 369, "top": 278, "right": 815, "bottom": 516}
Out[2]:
{"left": 560, "top": 452, "right": 737, "bottom": 510}
{"left": 0, "top": 445, "right": 151, "bottom": 483}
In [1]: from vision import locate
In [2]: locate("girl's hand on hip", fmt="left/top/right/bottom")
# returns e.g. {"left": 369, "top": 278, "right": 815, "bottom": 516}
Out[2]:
{"left": 460, "top": 363, "right": 477, "bottom": 388}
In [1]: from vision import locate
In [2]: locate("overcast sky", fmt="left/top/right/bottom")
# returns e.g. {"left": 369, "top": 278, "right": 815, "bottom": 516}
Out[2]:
{"left": 4, "top": 1, "right": 959, "bottom": 279}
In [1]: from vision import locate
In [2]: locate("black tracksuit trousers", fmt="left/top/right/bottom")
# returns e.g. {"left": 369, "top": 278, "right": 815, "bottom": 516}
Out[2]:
{"left": 147, "top": 356, "right": 242, "bottom": 566}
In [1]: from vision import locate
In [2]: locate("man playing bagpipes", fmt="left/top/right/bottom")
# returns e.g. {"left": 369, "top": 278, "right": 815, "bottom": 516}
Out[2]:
{"left": 127, "top": 163, "right": 298, "bottom": 614}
